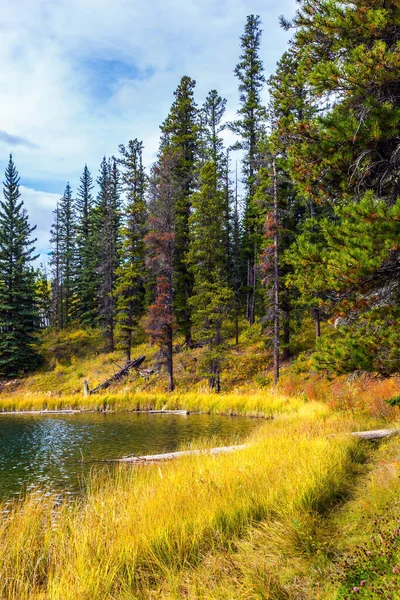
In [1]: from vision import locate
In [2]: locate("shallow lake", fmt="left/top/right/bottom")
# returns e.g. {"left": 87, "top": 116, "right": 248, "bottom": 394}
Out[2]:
{"left": 0, "top": 412, "right": 261, "bottom": 501}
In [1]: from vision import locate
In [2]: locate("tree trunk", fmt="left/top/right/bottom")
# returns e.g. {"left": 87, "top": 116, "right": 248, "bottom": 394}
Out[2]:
{"left": 272, "top": 157, "right": 280, "bottom": 385}
{"left": 234, "top": 160, "right": 240, "bottom": 344}
{"left": 247, "top": 261, "right": 255, "bottom": 326}
{"left": 282, "top": 307, "right": 291, "bottom": 361}
{"left": 315, "top": 308, "right": 321, "bottom": 339}
{"left": 166, "top": 328, "right": 174, "bottom": 392}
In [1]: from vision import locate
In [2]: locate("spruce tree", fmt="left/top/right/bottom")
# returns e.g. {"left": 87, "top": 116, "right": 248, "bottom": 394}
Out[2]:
{"left": 202, "top": 91, "right": 233, "bottom": 283}
{"left": 230, "top": 14, "right": 266, "bottom": 325}
{"left": 58, "top": 183, "right": 76, "bottom": 326}
{"left": 160, "top": 76, "right": 198, "bottom": 345}
{"left": 201, "top": 90, "right": 227, "bottom": 169}
{"left": 49, "top": 203, "right": 63, "bottom": 328}
{"left": 75, "top": 165, "right": 97, "bottom": 326}
{"left": 95, "top": 157, "right": 121, "bottom": 352}
{"left": 145, "top": 152, "right": 177, "bottom": 391}
{"left": 0, "top": 155, "right": 40, "bottom": 378}
{"left": 188, "top": 162, "right": 233, "bottom": 391}
{"left": 115, "top": 139, "right": 147, "bottom": 361}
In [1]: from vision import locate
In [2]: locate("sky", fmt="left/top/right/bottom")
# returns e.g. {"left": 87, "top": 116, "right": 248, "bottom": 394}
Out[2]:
{"left": 0, "top": 0, "right": 297, "bottom": 263}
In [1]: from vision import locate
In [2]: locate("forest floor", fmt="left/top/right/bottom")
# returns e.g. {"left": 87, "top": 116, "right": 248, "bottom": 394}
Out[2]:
{"left": 0, "top": 325, "right": 399, "bottom": 599}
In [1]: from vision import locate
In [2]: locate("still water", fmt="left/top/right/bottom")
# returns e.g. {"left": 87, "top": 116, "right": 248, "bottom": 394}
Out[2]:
{"left": 0, "top": 412, "right": 260, "bottom": 501}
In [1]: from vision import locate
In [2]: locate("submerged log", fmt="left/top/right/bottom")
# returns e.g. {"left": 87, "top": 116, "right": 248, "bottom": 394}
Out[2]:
{"left": 86, "top": 355, "right": 146, "bottom": 395}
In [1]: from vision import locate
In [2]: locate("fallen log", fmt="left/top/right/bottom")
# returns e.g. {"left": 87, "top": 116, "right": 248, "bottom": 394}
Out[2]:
{"left": 121, "top": 444, "right": 247, "bottom": 463}
{"left": 351, "top": 428, "right": 400, "bottom": 440}
{"left": 94, "top": 428, "right": 400, "bottom": 464}
{"left": 86, "top": 355, "right": 146, "bottom": 395}
{"left": 144, "top": 409, "right": 189, "bottom": 415}
{"left": 81, "top": 444, "right": 248, "bottom": 464}
{"left": 0, "top": 409, "right": 82, "bottom": 415}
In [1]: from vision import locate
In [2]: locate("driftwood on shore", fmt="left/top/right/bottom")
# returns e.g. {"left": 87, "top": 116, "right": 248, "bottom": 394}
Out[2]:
{"left": 102, "top": 444, "right": 248, "bottom": 464}
{"left": 85, "top": 355, "right": 146, "bottom": 395}
{"left": 351, "top": 428, "right": 400, "bottom": 440}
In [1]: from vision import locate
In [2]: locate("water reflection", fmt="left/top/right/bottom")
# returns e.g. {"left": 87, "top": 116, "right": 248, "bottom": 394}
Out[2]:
{"left": 0, "top": 412, "right": 260, "bottom": 500}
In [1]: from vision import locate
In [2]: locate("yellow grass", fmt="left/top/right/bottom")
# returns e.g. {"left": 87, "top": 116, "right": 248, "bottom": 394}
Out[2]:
{"left": 0, "top": 407, "right": 371, "bottom": 600}
{"left": 0, "top": 388, "right": 308, "bottom": 418}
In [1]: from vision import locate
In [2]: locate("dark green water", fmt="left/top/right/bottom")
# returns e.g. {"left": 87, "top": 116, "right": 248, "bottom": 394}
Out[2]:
{"left": 0, "top": 412, "right": 260, "bottom": 501}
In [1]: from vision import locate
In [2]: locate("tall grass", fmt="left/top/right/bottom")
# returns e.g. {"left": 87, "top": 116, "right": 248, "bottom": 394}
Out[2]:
{"left": 0, "top": 389, "right": 305, "bottom": 418}
{"left": 0, "top": 410, "right": 367, "bottom": 599}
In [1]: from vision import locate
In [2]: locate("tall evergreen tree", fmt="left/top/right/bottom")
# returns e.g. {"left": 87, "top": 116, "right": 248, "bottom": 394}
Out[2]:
{"left": 115, "top": 139, "right": 147, "bottom": 361}
{"left": 145, "top": 152, "right": 177, "bottom": 391}
{"left": 230, "top": 14, "right": 266, "bottom": 325}
{"left": 75, "top": 165, "right": 97, "bottom": 326}
{"left": 201, "top": 90, "right": 227, "bottom": 169}
{"left": 202, "top": 91, "right": 233, "bottom": 282}
{"left": 95, "top": 157, "right": 121, "bottom": 352}
{"left": 258, "top": 151, "right": 280, "bottom": 384}
{"left": 188, "top": 162, "right": 233, "bottom": 391}
{"left": 0, "top": 155, "right": 40, "bottom": 378}
{"left": 49, "top": 203, "right": 63, "bottom": 328}
{"left": 58, "top": 183, "right": 76, "bottom": 326}
{"left": 160, "top": 76, "right": 198, "bottom": 345}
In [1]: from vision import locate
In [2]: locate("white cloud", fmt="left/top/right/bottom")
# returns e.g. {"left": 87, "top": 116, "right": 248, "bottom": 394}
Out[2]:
{"left": 19, "top": 186, "right": 59, "bottom": 262}
{"left": 0, "top": 0, "right": 297, "bottom": 259}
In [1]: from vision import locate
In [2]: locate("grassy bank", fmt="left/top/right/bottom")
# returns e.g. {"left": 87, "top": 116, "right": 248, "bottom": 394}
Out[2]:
{"left": 0, "top": 407, "right": 377, "bottom": 600}
{"left": 0, "top": 324, "right": 398, "bottom": 422}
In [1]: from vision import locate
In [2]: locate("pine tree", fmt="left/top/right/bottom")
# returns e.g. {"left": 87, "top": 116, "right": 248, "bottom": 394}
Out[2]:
{"left": 286, "top": 193, "right": 400, "bottom": 375}
{"left": 188, "top": 162, "right": 233, "bottom": 392}
{"left": 160, "top": 76, "right": 198, "bottom": 345}
{"left": 115, "top": 139, "right": 147, "bottom": 361}
{"left": 145, "top": 152, "right": 177, "bottom": 391}
{"left": 274, "top": 0, "right": 400, "bottom": 362}
{"left": 75, "top": 165, "right": 97, "bottom": 326}
{"left": 268, "top": 48, "right": 322, "bottom": 351}
{"left": 230, "top": 14, "right": 266, "bottom": 325}
{"left": 0, "top": 155, "right": 40, "bottom": 378}
{"left": 280, "top": 0, "right": 400, "bottom": 205}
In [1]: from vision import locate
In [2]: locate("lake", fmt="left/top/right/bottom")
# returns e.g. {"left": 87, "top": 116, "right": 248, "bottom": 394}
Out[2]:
{"left": 0, "top": 412, "right": 261, "bottom": 501}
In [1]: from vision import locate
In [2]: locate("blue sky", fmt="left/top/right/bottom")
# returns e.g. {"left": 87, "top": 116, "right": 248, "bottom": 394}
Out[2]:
{"left": 0, "top": 0, "right": 297, "bottom": 261}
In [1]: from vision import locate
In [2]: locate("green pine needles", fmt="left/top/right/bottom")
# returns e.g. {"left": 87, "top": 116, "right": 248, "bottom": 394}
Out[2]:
{"left": 0, "top": 156, "right": 41, "bottom": 378}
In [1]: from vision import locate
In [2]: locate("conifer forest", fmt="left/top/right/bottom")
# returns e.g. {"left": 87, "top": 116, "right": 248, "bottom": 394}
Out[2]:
{"left": 0, "top": 3, "right": 400, "bottom": 600}
{"left": 1, "top": 3, "right": 399, "bottom": 391}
